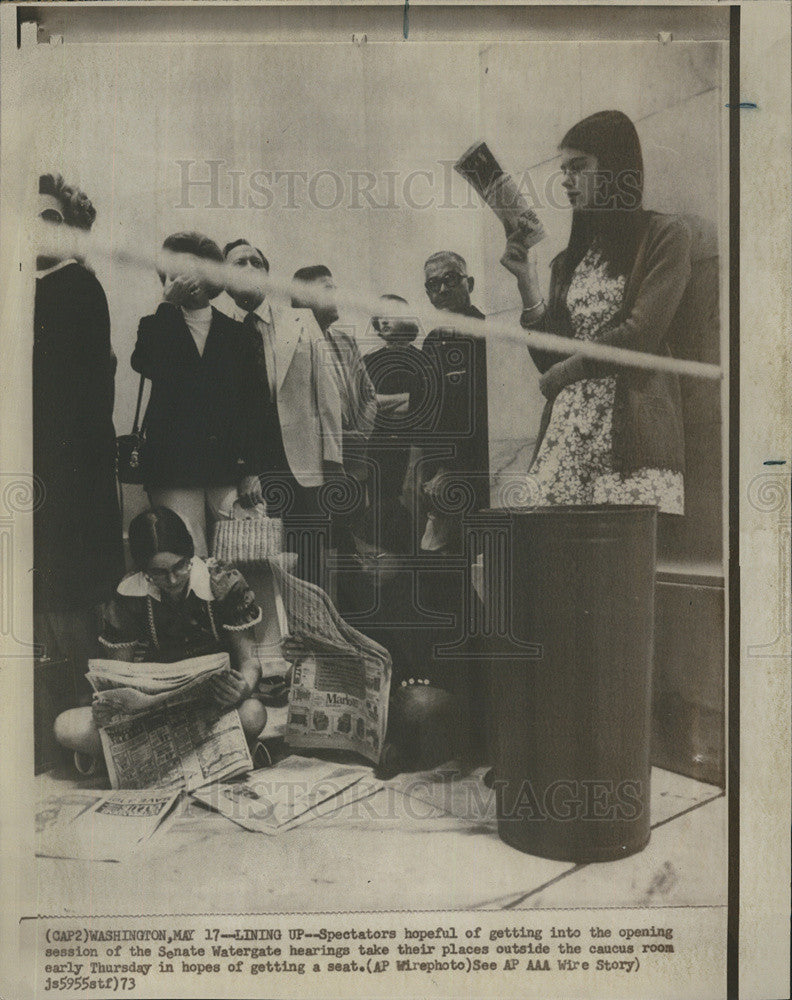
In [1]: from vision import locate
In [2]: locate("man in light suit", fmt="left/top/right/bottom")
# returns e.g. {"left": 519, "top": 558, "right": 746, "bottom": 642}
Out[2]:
{"left": 292, "top": 264, "right": 377, "bottom": 554}
{"left": 223, "top": 240, "right": 343, "bottom": 581}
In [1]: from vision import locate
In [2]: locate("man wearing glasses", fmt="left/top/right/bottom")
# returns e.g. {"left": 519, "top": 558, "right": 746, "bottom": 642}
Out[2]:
{"left": 374, "top": 250, "right": 491, "bottom": 776}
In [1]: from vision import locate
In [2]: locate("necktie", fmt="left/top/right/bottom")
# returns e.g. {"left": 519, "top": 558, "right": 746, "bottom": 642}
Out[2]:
{"left": 245, "top": 312, "right": 276, "bottom": 397}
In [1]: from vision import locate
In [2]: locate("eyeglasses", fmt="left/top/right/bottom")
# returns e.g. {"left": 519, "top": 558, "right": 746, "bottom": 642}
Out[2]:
{"left": 39, "top": 208, "right": 64, "bottom": 225}
{"left": 425, "top": 272, "right": 466, "bottom": 295}
{"left": 145, "top": 557, "right": 192, "bottom": 584}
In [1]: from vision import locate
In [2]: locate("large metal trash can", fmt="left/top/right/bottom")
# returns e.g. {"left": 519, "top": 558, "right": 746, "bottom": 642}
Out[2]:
{"left": 488, "top": 505, "right": 657, "bottom": 862}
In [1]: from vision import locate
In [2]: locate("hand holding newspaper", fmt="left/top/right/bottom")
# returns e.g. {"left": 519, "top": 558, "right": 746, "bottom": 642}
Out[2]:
{"left": 454, "top": 140, "right": 546, "bottom": 249}
{"left": 87, "top": 653, "right": 253, "bottom": 791}
{"left": 268, "top": 561, "right": 392, "bottom": 764}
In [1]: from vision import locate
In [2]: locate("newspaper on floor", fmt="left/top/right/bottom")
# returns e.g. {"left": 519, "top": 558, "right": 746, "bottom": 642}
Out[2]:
{"left": 86, "top": 652, "right": 254, "bottom": 791}
{"left": 99, "top": 703, "right": 253, "bottom": 791}
{"left": 191, "top": 755, "right": 382, "bottom": 835}
{"left": 35, "top": 788, "right": 180, "bottom": 861}
{"left": 268, "top": 561, "right": 392, "bottom": 764}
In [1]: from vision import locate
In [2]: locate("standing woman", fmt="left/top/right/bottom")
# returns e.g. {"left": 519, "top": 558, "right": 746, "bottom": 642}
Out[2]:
{"left": 502, "top": 110, "right": 688, "bottom": 513}
{"left": 132, "top": 232, "right": 259, "bottom": 557}
{"left": 34, "top": 174, "right": 124, "bottom": 691}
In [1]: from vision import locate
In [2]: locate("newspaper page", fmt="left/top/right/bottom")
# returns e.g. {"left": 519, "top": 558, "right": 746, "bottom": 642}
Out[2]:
{"left": 0, "top": 4, "right": 790, "bottom": 1000}
{"left": 191, "top": 756, "right": 382, "bottom": 835}
{"left": 286, "top": 653, "right": 388, "bottom": 763}
{"left": 87, "top": 652, "right": 231, "bottom": 699}
{"left": 100, "top": 704, "right": 253, "bottom": 791}
{"left": 270, "top": 560, "right": 392, "bottom": 762}
{"left": 36, "top": 788, "right": 180, "bottom": 861}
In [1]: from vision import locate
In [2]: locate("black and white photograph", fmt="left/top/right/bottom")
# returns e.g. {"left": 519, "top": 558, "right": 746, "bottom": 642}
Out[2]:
{"left": 0, "top": 3, "right": 789, "bottom": 999}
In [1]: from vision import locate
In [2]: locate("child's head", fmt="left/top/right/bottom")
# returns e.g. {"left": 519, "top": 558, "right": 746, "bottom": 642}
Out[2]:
{"left": 128, "top": 506, "right": 195, "bottom": 598}
{"left": 158, "top": 231, "right": 224, "bottom": 307}
{"left": 372, "top": 294, "right": 419, "bottom": 345}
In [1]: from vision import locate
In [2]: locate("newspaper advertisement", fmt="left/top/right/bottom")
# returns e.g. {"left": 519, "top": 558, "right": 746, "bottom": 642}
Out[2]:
{"left": 271, "top": 560, "right": 392, "bottom": 762}
{"left": 100, "top": 703, "right": 253, "bottom": 792}
{"left": 36, "top": 788, "right": 180, "bottom": 861}
{"left": 0, "top": 3, "right": 790, "bottom": 1000}
{"left": 286, "top": 653, "right": 387, "bottom": 763}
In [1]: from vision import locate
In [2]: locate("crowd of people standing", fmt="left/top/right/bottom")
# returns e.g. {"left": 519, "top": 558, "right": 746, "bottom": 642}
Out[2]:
{"left": 34, "top": 110, "right": 701, "bottom": 776}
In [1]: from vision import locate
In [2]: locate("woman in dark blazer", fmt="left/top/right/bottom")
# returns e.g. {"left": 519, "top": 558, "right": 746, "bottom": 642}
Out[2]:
{"left": 502, "top": 110, "right": 688, "bottom": 514}
{"left": 132, "top": 232, "right": 259, "bottom": 556}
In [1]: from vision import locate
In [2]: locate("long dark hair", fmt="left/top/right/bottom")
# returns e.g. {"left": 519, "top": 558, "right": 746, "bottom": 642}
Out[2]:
{"left": 560, "top": 110, "right": 647, "bottom": 280}
{"left": 128, "top": 506, "right": 194, "bottom": 570}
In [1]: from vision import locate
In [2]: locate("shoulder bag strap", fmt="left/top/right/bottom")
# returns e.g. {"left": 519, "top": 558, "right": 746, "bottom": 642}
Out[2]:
{"left": 132, "top": 374, "right": 148, "bottom": 434}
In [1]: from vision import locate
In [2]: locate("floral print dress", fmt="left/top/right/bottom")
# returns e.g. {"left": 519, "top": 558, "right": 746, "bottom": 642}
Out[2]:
{"left": 526, "top": 245, "right": 684, "bottom": 514}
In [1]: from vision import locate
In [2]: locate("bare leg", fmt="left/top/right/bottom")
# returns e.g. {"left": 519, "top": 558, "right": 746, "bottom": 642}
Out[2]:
{"left": 53, "top": 707, "right": 103, "bottom": 758}
{"left": 238, "top": 699, "right": 267, "bottom": 742}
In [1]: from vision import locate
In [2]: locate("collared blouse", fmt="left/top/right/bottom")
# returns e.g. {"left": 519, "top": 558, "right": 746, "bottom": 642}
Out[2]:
{"left": 98, "top": 558, "right": 261, "bottom": 663}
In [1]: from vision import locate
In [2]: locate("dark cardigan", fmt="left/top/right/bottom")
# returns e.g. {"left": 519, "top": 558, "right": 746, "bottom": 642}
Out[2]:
{"left": 131, "top": 303, "right": 260, "bottom": 488}
{"left": 526, "top": 211, "right": 692, "bottom": 476}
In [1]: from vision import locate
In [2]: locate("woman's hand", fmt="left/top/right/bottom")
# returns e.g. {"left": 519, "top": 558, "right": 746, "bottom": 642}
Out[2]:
{"left": 539, "top": 358, "right": 581, "bottom": 401}
{"left": 91, "top": 687, "right": 155, "bottom": 726}
{"left": 500, "top": 217, "right": 540, "bottom": 278}
{"left": 237, "top": 474, "right": 263, "bottom": 508}
{"left": 209, "top": 669, "right": 251, "bottom": 708}
{"left": 377, "top": 392, "right": 410, "bottom": 415}
{"left": 162, "top": 274, "right": 201, "bottom": 307}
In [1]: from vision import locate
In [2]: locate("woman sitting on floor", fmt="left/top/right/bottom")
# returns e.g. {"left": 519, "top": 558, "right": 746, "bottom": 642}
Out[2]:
{"left": 54, "top": 506, "right": 268, "bottom": 770}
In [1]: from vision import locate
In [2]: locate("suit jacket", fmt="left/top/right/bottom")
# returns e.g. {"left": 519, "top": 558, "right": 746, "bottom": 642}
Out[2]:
{"left": 526, "top": 211, "right": 695, "bottom": 476}
{"left": 420, "top": 304, "right": 490, "bottom": 512}
{"left": 243, "top": 303, "right": 343, "bottom": 487}
{"left": 33, "top": 261, "right": 124, "bottom": 610}
{"left": 324, "top": 325, "right": 377, "bottom": 470}
{"left": 131, "top": 303, "right": 260, "bottom": 488}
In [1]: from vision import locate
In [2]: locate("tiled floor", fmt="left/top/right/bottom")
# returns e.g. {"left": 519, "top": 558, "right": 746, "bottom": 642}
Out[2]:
{"left": 34, "top": 762, "right": 725, "bottom": 917}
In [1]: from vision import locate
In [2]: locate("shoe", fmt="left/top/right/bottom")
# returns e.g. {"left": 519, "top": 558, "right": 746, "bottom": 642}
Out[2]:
{"left": 256, "top": 675, "right": 290, "bottom": 708}
{"left": 73, "top": 752, "right": 98, "bottom": 777}
{"left": 252, "top": 740, "right": 274, "bottom": 769}
{"left": 374, "top": 742, "right": 405, "bottom": 780}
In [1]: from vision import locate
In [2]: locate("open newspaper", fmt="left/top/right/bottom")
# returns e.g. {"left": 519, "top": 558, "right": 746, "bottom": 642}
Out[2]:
{"left": 191, "top": 756, "right": 382, "bottom": 835}
{"left": 267, "top": 561, "right": 392, "bottom": 764}
{"left": 87, "top": 653, "right": 253, "bottom": 791}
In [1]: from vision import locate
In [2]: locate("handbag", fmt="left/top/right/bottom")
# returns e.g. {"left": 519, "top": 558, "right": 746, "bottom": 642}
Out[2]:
{"left": 211, "top": 500, "right": 284, "bottom": 564}
{"left": 116, "top": 374, "right": 148, "bottom": 485}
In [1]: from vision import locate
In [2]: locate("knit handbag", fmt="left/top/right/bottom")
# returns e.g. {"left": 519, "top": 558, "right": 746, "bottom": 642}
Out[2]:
{"left": 211, "top": 501, "right": 284, "bottom": 564}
